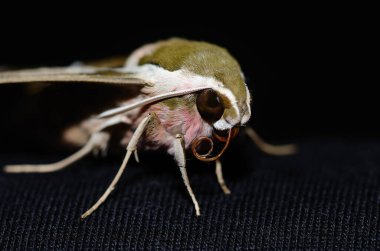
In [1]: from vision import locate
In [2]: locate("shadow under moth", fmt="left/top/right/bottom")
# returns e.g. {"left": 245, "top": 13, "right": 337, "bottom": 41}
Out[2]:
{"left": 0, "top": 38, "right": 296, "bottom": 218}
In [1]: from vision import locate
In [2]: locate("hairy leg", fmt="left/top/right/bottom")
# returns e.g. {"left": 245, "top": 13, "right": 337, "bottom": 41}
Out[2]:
{"left": 215, "top": 159, "right": 231, "bottom": 195}
{"left": 173, "top": 134, "right": 201, "bottom": 216}
{"left": 245, "top": 127, "right": 297, "bottom": 156}
{"left": 4, "top": 132, "right": 110, "bottom": 173}
{"left": 81, "top": 114, "right": 153, "bottom": 219}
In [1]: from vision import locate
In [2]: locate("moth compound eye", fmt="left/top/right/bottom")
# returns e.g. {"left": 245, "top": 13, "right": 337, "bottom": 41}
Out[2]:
{"left": 196, "top": 89, "right": 224, "bottom": 123}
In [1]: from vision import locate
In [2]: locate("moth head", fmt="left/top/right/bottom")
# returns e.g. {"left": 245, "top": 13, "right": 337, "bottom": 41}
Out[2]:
{"left": 196, "top": 82, "right": 251, "bottom": 132}
{"left": 135, "top": 38, "right": 252, "bottom": 131}
{"left": 190, "top": 82, "right": 250, "bottom": 162}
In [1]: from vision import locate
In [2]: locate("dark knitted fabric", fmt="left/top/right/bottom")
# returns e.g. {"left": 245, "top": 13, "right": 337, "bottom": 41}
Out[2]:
{"left": 1, "top": 136, "right": 380, "bottom": 250}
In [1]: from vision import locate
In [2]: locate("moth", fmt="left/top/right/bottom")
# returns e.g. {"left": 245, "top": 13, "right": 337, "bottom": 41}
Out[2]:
{"left": 0, "top": 38, "right": 296, "bottom": 218}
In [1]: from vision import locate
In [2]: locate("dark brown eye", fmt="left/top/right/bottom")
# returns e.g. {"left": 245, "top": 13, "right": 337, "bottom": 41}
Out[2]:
{"left": 196, "top": 89, "right": 224, "bottom": 123}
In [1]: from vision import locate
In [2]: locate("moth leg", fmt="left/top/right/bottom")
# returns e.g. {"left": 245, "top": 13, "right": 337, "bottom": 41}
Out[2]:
{"left": 245, "top": 127, "right": 297, "bottom": 156}
{"left": 215, "top": 159, "right": 231, "bottom": 195}
{"left": 4, "top": 132, "right": 110, "bottom": 173}
{"left": 81, "top": 114, "right": 152, "bottom": 220}
{"left": 174, "top": 134, "right": 201, "bottom": 216}
{"left": 134, "top": 150, "right": 140, "bottom": 163}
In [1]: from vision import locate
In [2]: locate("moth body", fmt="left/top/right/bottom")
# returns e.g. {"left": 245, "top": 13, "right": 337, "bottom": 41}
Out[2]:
{"left": 66, "top": 38, "right": 251, "bottom": 155}
{"left": 1, "top": 38, "right": 296, "bottom": 218}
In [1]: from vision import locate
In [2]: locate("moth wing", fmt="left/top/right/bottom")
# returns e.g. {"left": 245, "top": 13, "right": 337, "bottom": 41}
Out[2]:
{"left": 0, "top": 65, "right": 149, "bottom": 150}
{"left": 0, "top": 66, "right": 147, "bottom": 86}
{"left": 0, "top": 63, "right": 212, "bottom": 118}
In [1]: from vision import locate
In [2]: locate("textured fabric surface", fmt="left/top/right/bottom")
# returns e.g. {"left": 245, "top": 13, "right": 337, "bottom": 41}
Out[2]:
{"left": 1, "top": 137, "right": 380, "bottom": 250}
